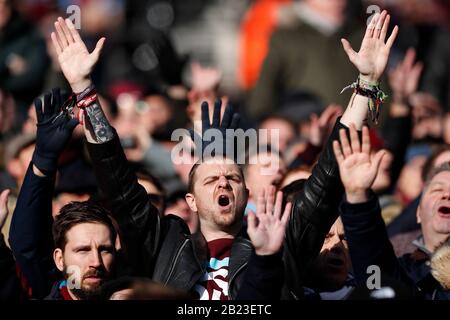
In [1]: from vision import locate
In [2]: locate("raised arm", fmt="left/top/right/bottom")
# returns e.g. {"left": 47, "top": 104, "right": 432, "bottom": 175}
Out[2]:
{"left": 9, "top": 89, "right": 79, "bottom": 299}
{"left": 51, "top": 17, "right": 113, "bottom": 144}
{"left": 50, "top": 17, "right": 161, "bottom": 275}
{"left": 333, "top": 125, "right": 411, "bottom": 285}
{"left": 340, "top": 10, "right": 398, "bottom": 128}
{"left": 283, "top": 10, "right": 399, "bottom": 298}
{"left": 236, "top": 187, "right": 292, "bottom": 300}
{"left": 383, "top": 48, "right": 422, "bottom": 189}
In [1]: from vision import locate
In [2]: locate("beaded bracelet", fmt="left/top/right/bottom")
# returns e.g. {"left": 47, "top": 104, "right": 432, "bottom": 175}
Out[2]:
{"left": 340, "top": 76, "right": 388, "bottom": 124}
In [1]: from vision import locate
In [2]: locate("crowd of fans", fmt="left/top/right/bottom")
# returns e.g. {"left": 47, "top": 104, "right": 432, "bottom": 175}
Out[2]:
{"left": 0, "top": 0, "right": 449, "bottom": 300}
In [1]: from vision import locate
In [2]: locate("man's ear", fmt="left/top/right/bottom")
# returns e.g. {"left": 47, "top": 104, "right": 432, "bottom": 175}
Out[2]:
{"left": 416, "top": 206, "right": 422, "bottom": 224}
{"left": 185, "top": 193, "right": 198, "bottom": 213}
{"left": 53, "top": 248, "right": 64, "bottom": 272}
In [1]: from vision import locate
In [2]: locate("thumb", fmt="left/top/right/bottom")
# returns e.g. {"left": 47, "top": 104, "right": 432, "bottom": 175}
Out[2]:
{"left": 341, "top": 38, "right": 357, "bottom": 63}
{"left": 91, "top": 37, "right": 106, "bottom": 60}
{"left": 66, "top": 117, "right": 80, "bottom": 132}
{"left": 247, "top": 210, "right": 257, "bottom": 235}
{"left": 371, "top": 150, "right": 387, "bottom": 176}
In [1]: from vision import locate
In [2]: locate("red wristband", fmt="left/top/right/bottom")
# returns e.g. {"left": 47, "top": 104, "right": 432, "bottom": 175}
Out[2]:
{"left": 77, "top": 93, "right": 98, "bottom": 109}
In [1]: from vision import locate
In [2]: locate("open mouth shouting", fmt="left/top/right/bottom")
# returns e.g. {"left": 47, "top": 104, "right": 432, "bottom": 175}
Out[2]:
{"left": 327, "top": 257, "right": 345, "bottom": 269}
{"left": 438, "top": 205, "right": 450, "bottom": 218}
{"left": 217, "top": 194, "right": 233, "bottom": 212}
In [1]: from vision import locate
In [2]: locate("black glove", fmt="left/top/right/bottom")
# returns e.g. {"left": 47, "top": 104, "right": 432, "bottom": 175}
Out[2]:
{"left": 32, "top": 88, "right": 79, "bottom": 174}
{"left": 189, "top": 98, "right": 240, "bottom": 160}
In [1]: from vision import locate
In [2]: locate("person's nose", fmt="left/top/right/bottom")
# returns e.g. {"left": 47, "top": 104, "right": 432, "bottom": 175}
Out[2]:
{"left": 88, "top": 250, "right": 102, "bottom": 268}
{"left": 329, "top": 233, "right": 343, "bottom": 249}
{"left": 218, "top": 176, "right": 230, "bottom": 189}
{"left": 441, "top": 189, "right": 450, "bottom": 200}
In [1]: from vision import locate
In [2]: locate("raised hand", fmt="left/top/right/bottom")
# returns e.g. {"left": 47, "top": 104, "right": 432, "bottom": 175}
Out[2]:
{"left": 332, "top": 125, "right": 387, "bottom": 203}
{"left": 247, "top": 186, "right": 292, "bottom": 256}
{"left": 32, "top": 88, "right": 79, "bottom": 174}
{"left": 189, "top": 98, "right": 240, "bottom": 159}
{"left": 0, "top": 189, "right": 10, "bottom": 230}
{"left": 51, "top": 17, "right": 105, "bottom": 92}
{"left": 309, "top": 104, "right": 343, "bottom": 147}
{"left": 341, "top": 10, "right": 398, "bottom": 83}
{"left": 388, "top": 48, "right": 423, "bottom": 104}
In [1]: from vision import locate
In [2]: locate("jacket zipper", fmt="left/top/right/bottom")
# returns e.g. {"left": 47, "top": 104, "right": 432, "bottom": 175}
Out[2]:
{"left": 228, "top": 261, "right": 248, "bottom": 300}
{"left": 164, "top": 238, "right": 189, "bottom": 285}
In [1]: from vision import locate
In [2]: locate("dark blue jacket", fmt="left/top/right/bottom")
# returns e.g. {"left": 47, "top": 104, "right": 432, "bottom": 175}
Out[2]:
{"left": 9, "top": 164, "right": 58, "bottom": 299}
{"left": 0, "top": 233, "right": 23, "bottom": 300}
{"left": 339, "top": 193, "right": 449, "bottom": 300}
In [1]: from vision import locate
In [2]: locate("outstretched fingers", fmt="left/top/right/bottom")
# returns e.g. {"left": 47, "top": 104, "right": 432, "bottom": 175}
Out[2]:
{"left": 349, "top": 124, "right": 361, "bottom": 153}
{"left": 54, "top": 20, "right": 68, "bottom": 49}
{"left": 247, "top": 210, "right": 257, "bottom": 234}
{"left": 58, "top": 17, "right": 75, "bottom": 44}
{"left": 333, "top": 140, "right": 345, "bottom": 165}
{"left": 265, "top": 186, "right": 276, "bottom": 218}
{"left": 220, "top": 103, "right": 233, "bottom": 129}
{"left": 386, "top": 25, "right": 399, "bottom": 49}
{"left": 341, "top": 38, "right": 357, "bottom": 64}
{"left": 365, "top": 12, "right": 379, "bottom": 39}
{"left": 65, "top": 18, "right": 82, "bottom": 43}
{"left": 379, "top": 13, "right": 390, "bottom": 42}
{"left": 34, "top": 98, "right": 44, "bottom": 123}
{"left": 371, "top": 149, "right": 387, "bottom": 174}
{"left": 201, "top": 101, "right": 210, "bottom": 129}
{"left": 373, "top": 10, "right": 387, "bottom": 39}
{"left": 273, "top": 191, "right": 283, "bottom": 220}
{"left": 51, "top": 32, "right": 62, "bottom": 55}
{"left": 339, "top": 128, "right": 352, "bottom": 157}
{"left": 281, "top": 202, "right": 292, "bottom": 225}
{"left": 256, "top": 188, "right": 266, "bottom": 216}
{"left": 212, "top": 99, "right": 221, "bottom": 128}
{"left": 91, "top": 37, "right": 106, "bottom": 59}
{"left": 361, "top": 126, "right": 371, "bottom": 155}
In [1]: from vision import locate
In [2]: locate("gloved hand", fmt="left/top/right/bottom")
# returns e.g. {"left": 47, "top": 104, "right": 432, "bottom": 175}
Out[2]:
{"left": 189, "top": 98, "right": 240, "bottom": 160}
{"left": 32, "top": 88, "right": 79, "bottom": 174}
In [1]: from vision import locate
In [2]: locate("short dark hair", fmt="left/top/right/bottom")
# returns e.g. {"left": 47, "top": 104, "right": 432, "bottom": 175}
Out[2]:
{"left": 52, "top": 201, "right": 117, "bottom": 250}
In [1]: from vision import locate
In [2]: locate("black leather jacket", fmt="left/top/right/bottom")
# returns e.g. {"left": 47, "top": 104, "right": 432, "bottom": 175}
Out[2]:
{"left": 86, "top": 119, "right": 346, "bottom": 299}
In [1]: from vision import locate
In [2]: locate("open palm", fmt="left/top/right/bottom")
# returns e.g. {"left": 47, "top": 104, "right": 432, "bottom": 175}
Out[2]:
{"left": 333, "top": 125, "right": 386, "bottom": 195}
{"left": 341, "top": 10, "right": 398, "bottom": 82}
{"left": 247, "top": 187, "right": 292, "bottom": 256}
{"left": 51, "top": 17, "right": 105, "bottom": 92}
